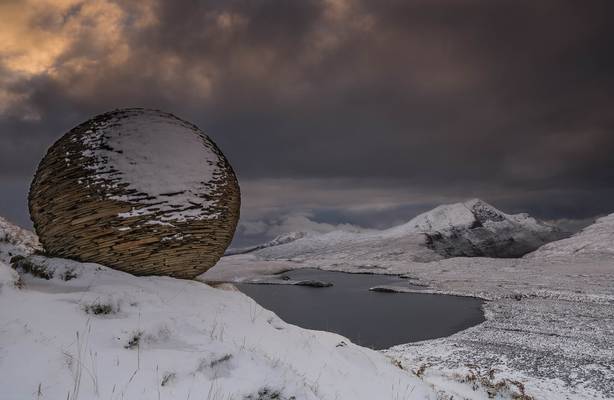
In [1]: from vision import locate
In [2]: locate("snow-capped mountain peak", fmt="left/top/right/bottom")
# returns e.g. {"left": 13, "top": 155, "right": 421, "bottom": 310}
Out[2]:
{"left": 390, "top": 198, "right": 543, "bottom": 235}
{"left": 388, "top": 199, "right": 486, "bottom": 234}
{"left": 392, "top": 198, "right": 566, "bottom": 258}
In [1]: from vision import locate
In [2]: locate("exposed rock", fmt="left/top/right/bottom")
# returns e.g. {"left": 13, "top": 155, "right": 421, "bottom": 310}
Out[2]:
{"left": 294, "top": 280, "right": 333, "bottom": 288}
{"left": 411, "top": 199, "right": 567, "bottom": 258}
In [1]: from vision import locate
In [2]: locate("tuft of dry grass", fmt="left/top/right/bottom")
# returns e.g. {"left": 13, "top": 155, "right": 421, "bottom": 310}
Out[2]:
{"left": 83, "top": 302, "right": 117, "bottom": 315}
{"left": 10, "top": 256, "right": 53, "bottom": 280}
{"left": 124, "top": 330, "right": 143, "bottom": 350}
{"left": 461, "top": 365, "right": 534, "bottom": 399}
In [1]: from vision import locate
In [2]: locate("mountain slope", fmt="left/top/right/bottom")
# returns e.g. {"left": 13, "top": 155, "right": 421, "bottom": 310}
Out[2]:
{"left": 526, "top": 213, "right": 614, "bottom": 259}
{"left": 398, "top": 198, "right": 567, "bottom": 257}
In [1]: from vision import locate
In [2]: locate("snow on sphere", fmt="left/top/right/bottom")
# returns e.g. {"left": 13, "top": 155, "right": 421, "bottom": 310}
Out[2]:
{"left": 29, "top": 108, "right": 240, "bottom": 278}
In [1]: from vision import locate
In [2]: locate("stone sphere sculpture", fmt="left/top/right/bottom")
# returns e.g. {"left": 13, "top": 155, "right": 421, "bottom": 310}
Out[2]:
{"left": 29, "top": 108, "right": 240, "bottom": 278}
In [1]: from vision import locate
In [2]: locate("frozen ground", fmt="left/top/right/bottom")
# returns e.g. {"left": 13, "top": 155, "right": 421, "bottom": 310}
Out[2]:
{"left": 0, "top": 218, "right": 438, "bottom": 400}
{"left": 382, "top": 257, "right": 614, "bottom": 400}
{"left": 208, "top": 214, "right": 614, "bottom": 399}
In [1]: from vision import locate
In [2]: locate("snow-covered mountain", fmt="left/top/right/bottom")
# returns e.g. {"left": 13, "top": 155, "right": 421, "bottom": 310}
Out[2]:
{"left": 234, "top": 199, "right": 565, "bottom": 265}
{"left": 0, "top": 216, "right": 436, "bottom": 400}
{"left": 395, "top": 198, "right": 567, "bottom": 257}
{"left": 526, "top": 212, "right": 614, "bottom": 259}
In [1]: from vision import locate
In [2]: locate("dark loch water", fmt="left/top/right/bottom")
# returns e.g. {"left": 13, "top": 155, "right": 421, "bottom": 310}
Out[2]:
{"left": 237, "top": 269, "right": 485, "bottom": 349}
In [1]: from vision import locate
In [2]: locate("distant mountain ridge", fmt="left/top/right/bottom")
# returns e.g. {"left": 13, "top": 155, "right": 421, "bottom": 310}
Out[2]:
{"left": 226, "top": 231, "right": 311, "bottom": 256}
{"left": 230, "top": 199, "right": 567, "bottom": 262}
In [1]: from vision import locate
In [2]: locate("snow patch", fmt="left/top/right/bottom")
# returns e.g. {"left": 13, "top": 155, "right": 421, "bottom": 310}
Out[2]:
{"left": 79, "top": 109, "right": 225, "bottom": 224}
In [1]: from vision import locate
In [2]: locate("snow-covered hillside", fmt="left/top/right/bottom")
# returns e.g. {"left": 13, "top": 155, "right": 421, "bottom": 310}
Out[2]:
{"left": 526, "top": 212, "right": 614, "bottom": 259}
{"left": 0, "top": 218, "right": 436, "bottom": 400}
{"left": 397, "top": 198, "right": 566, "bottom": 257}
{"left": 0, "top": 216, "right": 40, "bottom": 263}
{"left": 220, "top": 199, "right": 564, "bottom": 272}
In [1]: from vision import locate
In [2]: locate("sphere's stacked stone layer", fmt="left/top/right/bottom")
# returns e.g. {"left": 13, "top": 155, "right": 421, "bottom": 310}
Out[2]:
{"left": 29, "top": 108, "right": 240, "bottom": 278}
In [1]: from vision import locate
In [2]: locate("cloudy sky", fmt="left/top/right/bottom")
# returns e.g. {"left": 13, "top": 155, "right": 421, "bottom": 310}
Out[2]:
{"left": 1, "top": 0, "right": 613, "bottom": 246}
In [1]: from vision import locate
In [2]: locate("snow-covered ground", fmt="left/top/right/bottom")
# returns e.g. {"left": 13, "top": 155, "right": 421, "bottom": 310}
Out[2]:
{"left": 0, "top": 215, "right": 41, "bottom": 263}
{"left": 526, "top": 213, "right": 614, "bottom": 260}
{"left": 207, "top": 208, "right": 614, "bottom": 399}
{"left": 382, "top": 256, "right": 614, "bottom": 400}
{"left": 0, "top": 217, "right": 438, "bottom": 400}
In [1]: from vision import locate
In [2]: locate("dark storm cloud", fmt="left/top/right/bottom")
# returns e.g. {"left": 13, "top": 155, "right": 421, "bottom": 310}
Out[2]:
{"left": 1, "top": 0, "right": 613, "bottom": 238}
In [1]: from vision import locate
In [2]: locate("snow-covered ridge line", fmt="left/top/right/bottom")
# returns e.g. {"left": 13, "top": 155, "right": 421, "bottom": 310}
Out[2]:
{"left": 526, "top": 212, "right": 614, "bottom": 259}
{"left": 0, "top": 216, "right": 40, "bottom": 263}
{"left": 226, "top": 231, "right": 310, "bottom": 255}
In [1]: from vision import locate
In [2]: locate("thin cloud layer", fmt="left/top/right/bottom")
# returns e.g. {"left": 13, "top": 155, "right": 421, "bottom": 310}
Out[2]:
{"left": 1, "top": 0, "right": 613, "bottom": 237}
